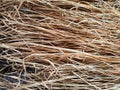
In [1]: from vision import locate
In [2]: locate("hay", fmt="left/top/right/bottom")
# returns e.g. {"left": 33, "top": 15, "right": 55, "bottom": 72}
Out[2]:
{"left": 0, "top": 0, "right": 120, "bottom": 90}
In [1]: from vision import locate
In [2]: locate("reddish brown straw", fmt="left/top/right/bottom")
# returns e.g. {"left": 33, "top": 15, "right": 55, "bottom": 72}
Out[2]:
{"left": 0, "top": 0, "right": 120, "bottom": 89}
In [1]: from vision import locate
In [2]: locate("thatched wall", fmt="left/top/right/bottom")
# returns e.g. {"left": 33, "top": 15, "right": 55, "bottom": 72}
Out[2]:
{"left": 0, "top": 0, "right": 120, "bottom": 90}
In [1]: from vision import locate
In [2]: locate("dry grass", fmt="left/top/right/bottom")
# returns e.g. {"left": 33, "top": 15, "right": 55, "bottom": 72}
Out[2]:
{"left": 0, "top": 0, "right": 120, "bottom": 90}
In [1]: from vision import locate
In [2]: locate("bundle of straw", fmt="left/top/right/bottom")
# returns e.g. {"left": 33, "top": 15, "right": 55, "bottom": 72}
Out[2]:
{"left": 0, "top": 0, "right": 120, "bottom": 90}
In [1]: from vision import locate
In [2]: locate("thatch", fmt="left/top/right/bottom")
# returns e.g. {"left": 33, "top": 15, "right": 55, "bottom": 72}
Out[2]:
{"left": 0, "top": 0, "right": 120, "bottom": 90}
